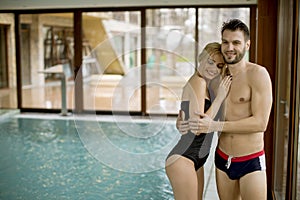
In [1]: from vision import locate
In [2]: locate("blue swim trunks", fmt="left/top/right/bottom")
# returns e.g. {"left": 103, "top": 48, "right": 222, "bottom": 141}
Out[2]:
{"left": 215, "top": 148, "right": 266, "bottom": 180}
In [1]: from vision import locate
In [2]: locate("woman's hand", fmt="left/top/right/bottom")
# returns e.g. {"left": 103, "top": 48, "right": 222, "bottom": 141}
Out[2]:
{"left": 216, "top": 75, "right": 232, "bottom": 101}
{"left": 176, "top": 110, "right": 189, "bottom": 135}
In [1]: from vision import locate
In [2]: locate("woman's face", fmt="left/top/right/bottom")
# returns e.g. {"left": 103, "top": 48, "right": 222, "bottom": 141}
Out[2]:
{"left": 198, "top": 53, "right": 225, "bottom": 80}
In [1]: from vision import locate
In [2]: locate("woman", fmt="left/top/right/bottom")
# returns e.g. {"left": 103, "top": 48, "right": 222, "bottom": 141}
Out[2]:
{"left": 165, "top": 42, "right": 232, "bottom": 200}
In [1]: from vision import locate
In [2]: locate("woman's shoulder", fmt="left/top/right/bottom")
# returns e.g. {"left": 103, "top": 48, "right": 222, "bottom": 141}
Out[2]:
{"left": 189, "top": 75, "right": 206, "bottom": 90}
{"left": 182, "top": 74, "right": 206, "bottom": 98}
{"left": 188, "top": 74, "right": 206, "bottom": 85}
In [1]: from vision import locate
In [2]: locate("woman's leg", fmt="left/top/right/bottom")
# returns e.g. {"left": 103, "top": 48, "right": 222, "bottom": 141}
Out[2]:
{"left": 196, "top": 167, "right": 204, "bottom": 200}
{"left": 166, "top": 155, "right": 198, "bottom": 200}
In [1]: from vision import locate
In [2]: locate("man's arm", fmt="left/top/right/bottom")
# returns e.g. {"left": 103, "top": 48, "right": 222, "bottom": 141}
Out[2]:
{"left": 192, "top": 67, "right": 272, "bottom": 133}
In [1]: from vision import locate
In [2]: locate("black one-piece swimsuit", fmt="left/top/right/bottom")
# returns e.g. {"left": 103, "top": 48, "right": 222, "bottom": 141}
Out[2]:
{"left": 167, "top": 99, "right": 214, "bottom": 171}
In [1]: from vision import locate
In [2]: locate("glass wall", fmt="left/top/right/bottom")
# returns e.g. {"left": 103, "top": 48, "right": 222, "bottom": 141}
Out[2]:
{"left": 145, "top": 8, "right": 196, "bottom": 115}
{"left": 197, "top": 8, "right": 250, "bottom": 52}
{"left": 296, "top": 9, "right": 300, "bottom": 198}
{"left": 8, "top": 8, "right": 250, "bottom": 114}
{"left": 82, "top": 11, "right": 141, "bottom": 112}
{"left": 0, "top": 25, "right": 9, "bottom": 88}
{"left": 144, "top": 8, "right": 249, "bottom": 115}
{"left": 297, "top": 93, "right": 300, "bottom": 198}
{"left": 273, "top": 1, "right": 294, "bottom": 198}
{"left": 0, "top": 13, "right": 17, "bottom": 108}
{"left": 19, "top": 13, "right": 74, "bottom": 111}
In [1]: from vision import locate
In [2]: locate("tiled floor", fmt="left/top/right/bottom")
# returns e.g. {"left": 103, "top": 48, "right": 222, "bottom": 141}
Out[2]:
{"left": 203, "top": 133, "right": 219, "bottom": 199}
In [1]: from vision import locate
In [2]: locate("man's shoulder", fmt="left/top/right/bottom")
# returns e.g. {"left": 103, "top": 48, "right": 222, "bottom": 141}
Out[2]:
{"left": 246, "top": 62, "right": 271, "bottom": 84}
{"left": 246, "top": 62, "right": 269, "bottom": 75}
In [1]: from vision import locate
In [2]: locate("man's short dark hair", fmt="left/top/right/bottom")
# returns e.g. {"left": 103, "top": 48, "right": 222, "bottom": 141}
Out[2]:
{"left": 221, "top": 19, "right": 250, "bottom": 40}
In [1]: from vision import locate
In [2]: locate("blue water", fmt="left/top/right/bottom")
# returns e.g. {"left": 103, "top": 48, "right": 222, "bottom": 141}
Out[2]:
{"left": 0, "top": 116, "right": 178, "bottom": 200}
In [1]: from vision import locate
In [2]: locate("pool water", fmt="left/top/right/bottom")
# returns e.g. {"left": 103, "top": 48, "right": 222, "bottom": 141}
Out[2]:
{"left": 0, "top": 116, "right": 178, "bottom": 200}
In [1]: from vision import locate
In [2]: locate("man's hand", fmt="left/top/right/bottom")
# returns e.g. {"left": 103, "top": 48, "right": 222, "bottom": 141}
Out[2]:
{"left": 176, "top": 110, "right": 189, "bottom": 135}
{"left": 189, "top": 113, "right": 219, "bottom": 133}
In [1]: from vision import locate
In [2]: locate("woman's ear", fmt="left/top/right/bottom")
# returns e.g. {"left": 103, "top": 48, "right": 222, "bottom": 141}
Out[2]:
{"left": 225, "top": 65, "right": 231, "bottom": 76}
{"left": 221, "top": 65, "right": 230, "bottom": 77}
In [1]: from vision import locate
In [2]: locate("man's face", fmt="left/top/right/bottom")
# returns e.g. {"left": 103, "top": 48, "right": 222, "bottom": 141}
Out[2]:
{"left": 221, "top": 29, "right": 250, "bottom": 64}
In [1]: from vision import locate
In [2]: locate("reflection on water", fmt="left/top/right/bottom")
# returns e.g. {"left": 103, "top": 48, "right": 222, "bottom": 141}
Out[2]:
{"left": 0, "top": 117, "right": 175, "bottom": 200}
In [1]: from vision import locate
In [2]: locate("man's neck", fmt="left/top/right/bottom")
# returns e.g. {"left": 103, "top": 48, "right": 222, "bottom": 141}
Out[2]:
{"left": 227, "top": 59, "right": 246, "bottom": 76}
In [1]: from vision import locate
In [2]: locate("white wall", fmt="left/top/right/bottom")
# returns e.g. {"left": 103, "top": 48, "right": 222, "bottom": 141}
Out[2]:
{"left": 0, "top": 0, "right": 257, "bottom": 11}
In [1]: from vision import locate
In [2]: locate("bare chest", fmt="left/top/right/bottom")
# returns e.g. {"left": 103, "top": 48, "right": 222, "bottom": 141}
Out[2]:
{"left": 225, "top": 77, "right": 252, "bottom": 120}
{"left": 227, "top": 77, "right": 251, "bottom": 104}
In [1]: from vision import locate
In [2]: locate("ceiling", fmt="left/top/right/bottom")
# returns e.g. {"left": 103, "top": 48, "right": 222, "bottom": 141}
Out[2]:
{"left": 0, "top": 0, "right": 257, "bottom": 11}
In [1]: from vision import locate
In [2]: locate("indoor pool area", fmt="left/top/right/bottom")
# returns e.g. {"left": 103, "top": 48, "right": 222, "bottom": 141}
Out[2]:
{"left": 0, "top": 111, "right": 218, "bottom": 199}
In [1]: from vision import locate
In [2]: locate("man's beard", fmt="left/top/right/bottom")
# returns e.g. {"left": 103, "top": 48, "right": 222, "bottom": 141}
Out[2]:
{"left": 224, "top": 47, "right": 246, "bottom": 64}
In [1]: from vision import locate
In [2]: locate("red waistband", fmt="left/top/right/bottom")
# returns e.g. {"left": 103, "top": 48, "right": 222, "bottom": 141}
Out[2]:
{"left": 216, "top": 148, "right": 265, "bottom": 162}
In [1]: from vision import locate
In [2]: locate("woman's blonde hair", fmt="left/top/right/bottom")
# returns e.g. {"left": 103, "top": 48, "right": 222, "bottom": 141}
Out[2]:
{"left": 197, "top": 42, "right": 228, "bottom": 77}
{"left": 198, "top": 42, "right": 221, "bottom": 62}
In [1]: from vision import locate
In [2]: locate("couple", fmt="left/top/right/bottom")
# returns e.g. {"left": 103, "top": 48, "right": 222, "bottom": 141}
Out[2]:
{"left": 165, "top": 19, "right": 273, "bottom": 200}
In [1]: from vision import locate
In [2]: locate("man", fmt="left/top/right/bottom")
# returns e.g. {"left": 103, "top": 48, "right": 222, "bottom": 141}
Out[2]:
{"left": 178, "top": 19, "right": 273, "bottom": 199}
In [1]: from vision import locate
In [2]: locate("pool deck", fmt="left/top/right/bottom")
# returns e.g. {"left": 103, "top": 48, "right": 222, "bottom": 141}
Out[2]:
{"left": 203, "top": 133, "right": 219, "bottom": 199}
{"left": 0, "top": 109, "right": 20, "bottom": 120}
{"left": 7, "top": 112, "right": 219, "bottom": 199}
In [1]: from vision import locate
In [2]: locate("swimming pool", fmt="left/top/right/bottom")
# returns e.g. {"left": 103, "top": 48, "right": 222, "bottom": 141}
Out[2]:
{"left": 0, "top": 114, "right": 179, "bottom": 199}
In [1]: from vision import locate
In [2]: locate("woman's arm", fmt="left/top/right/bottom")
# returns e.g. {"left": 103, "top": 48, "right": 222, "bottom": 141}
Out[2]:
{"left": 205, "top": 76, "right": 231, "bottom": 119}
{"left": 177, "top": 75, "right": 231, "bottom": 135}
{"left": 176, "top": 110, "right": 189, "bottom": 135}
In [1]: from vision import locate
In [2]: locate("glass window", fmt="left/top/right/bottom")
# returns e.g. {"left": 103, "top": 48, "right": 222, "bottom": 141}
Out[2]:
{"left": 82, "top": 11, "right": 141, "bottom": 112}
{"left": 198, "top": 8, "right": 250, "bottom": 58}
{"left": 273, "top": 3, "right": 293, "bottom": 198}
{"left": 20, "top": 13, "right": 74, "bottom": 110}
{"left": 14, "top": 8, "right": 250, "bottom": 114}
{"left": 145, "top": 8, "right": 196, "bottom": 115}
{"left": 273, "top": 90, "right": 290, "bottom": 199}
{"left": 145, "top": 8, "right": 250, "bottom": 115}
{"left": 0, "top": 14, "right": 17, "bottom": 109}
{"left": 296, "top": 14, "right": 300, "bottom": 199}
{"left": 297, "top": 97, "right": 300, "bottom": 198}
{"left": 0, "top": 25, "right": 9, "bottom": 89}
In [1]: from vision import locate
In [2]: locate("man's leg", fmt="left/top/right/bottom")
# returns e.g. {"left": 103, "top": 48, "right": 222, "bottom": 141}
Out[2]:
{"left": 215, "top": 168, "right": 241, "bottom": 200}
{"left": 166, "top": 155, "right": 199, "bottom": 200}
{"left": 239, "top": 170, "right": 267, "bottom": 200}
